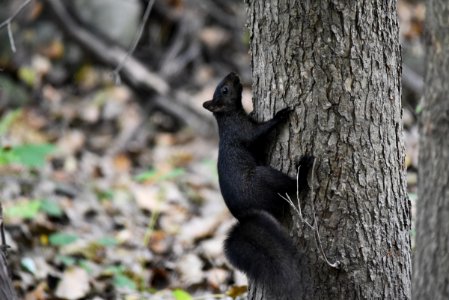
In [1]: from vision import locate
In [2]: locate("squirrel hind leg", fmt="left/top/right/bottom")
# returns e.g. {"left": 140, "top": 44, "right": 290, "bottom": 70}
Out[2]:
{"left": 224, "top": 211, "right": 300, "bottom": 296}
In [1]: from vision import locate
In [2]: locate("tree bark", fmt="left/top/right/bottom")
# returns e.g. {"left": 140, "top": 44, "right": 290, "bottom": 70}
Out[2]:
{"left": 413, "top": 1, "right": 449, "bottom": 299}
{"left": 246, "top": 1, "right": 411, "bottom": 299}
{"left": 0, "top": 204, "right": 17, "bottom": 300}
{"left": 0, "top": 251, "right": 16, "bottom": 300}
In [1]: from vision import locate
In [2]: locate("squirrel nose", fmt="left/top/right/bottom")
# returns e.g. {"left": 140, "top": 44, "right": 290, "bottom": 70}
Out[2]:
{"left": 203, "top": 100, "right": 213, "bottom": 109}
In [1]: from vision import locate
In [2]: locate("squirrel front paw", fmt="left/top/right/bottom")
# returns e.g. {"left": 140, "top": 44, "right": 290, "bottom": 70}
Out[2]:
{"left": 296, "top": 155, "right": 315, "bottom": 171}
{"left": 274, "top": 107, "right": 293, "bottom": 122}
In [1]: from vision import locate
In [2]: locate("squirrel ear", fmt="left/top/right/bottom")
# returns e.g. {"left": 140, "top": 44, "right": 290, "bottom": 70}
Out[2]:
{"left": 203, "top": 100, "right": 225, "bottom": 112}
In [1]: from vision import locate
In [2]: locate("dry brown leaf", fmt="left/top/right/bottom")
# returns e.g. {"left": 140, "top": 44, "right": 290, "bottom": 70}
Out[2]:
{"left": 55, "top": 267, "right": 90, "bottom": 300}
{"left": 113, "top": 153, "right": 132, "bottom": 173}
{"left": 155, "top": 133, "right": 177, "bottom": 146}
{"left": 179, "top": 215, "right": 225, "bottom": 244}
{"left": 200, "top": 27, "right": 231, "bottom": 48}
{"left": 226, "top": 285, "right": 248, "bottom": 298}
{"left": 148, "top": 230, "right": 172, "bottom": 254}
{"left": 25, "top": 281, "right": 47, "bottom": 300}
{"left": 41, "top": 40, "right": 65, "bottom": 59}
{"left": 57, "top": 130, "right": 85, "bottom": 155}
{"left": 206, "top": 268, "right": 229, "bottom": 289}
{"left": 131, "top": 184, "right": 168, "bottom": 213}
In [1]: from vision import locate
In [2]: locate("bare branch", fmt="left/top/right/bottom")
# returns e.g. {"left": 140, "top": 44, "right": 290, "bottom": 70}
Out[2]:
{"left": 0, "top": 0, "right": 32, "bottom": 29}
{"left": 281, "top": 158, "right": 340, "bottom": 269}
{"left": 308, "top": 158, "right": 340, "bottom": 269}
{"left": 112, "top": 0, "right": 156, "bottom": 83}
{"left": 278, "top": 193, "right": 313, "bottom": 229}
{"left": 0, "top": 0, "right": 33, "bottom": 52}
{"left": 0, "top": 204, "right": 5, "bottom": 247}
{"left": 43, "top": 0, "right": 216, "bottom": 137}
{"left": 6, "top": 24, "right": 16, "bottom": 53}
{"left": 44, "top": 0, "right": 168, "bottom": 95}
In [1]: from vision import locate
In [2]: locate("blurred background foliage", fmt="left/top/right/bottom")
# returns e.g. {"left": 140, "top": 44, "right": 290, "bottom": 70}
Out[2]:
{"left": 0, "top": 0, "right": 424, "bottom": 299}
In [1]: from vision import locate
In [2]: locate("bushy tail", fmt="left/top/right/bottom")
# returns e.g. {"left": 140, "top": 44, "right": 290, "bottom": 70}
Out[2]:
{"left": 224, "top": 211, "right": 302, "bottom": 298}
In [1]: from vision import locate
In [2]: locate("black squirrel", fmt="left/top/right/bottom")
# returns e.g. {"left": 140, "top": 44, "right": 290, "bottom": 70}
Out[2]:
{"left": 203, "top": 72, "right": 312, "bottom": 298}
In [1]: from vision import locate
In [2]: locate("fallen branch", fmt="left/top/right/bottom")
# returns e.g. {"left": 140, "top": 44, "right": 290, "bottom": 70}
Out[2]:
{"left": 112, "top": 0, "right": 156, "bottom": 84}
{"left": 43, "top": 0, "right": 168, "bottom": 95}
{"left": 43, "top": 0, "right": 216, "bottom": 137}
{"left": 0, "top": 0, "right": 33, "bottom": 53}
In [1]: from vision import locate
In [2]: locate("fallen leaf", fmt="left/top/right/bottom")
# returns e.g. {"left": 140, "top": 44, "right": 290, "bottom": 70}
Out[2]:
{"left": 200, "top": 27, "right": 231, "bottom": 48}
{"left": 172, "top": 289, "right": 192, "bottom": 300}
{"left": 113, "top": 153, "right": 132, "bottom": 172}
{"left": 57, "top": 130, "right": 85, "bottom": 155}
{"left": 25, "top": 281, "right": 47, "bottom": 300}
{"left": 55, "top": 267, "right": 90, "bottom": 300}
{"left": 177, "top": 254, "right": 204, "bottom": 285}
{"left": 206, "top": 268, "right": 229, "bottom": 289}
{"left": 179, "top": 215, "right": 226, "bottom": 245}
{"left": 42, "top": 40, "right": 64, "bottom": 59}
{"left": 148, "top": 230, "right": 172, "bottom": 254}
{"left": 131, "top": 184, "right": 168, "bottom": 212}
{"left": 226, "top": 285, "right": 248, "bottom": 298}
{"left": 49, "top": 232, "right": 79, "bottom": 246}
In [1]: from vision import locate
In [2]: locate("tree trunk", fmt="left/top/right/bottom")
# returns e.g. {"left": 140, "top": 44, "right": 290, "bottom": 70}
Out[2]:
{"left": 413, "top": 1, "right": 449, "bottom": 299}
{"left": 0, "top": 204, "right": 17, "bottom": 300}
{"left": 246, "top": 1, "right": 411, "bottom": 299}
{"left": 0, "top": 251, "right": 17, "bottom": 300}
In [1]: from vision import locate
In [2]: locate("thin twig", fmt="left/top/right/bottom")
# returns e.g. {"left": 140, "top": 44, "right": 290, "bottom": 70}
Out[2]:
{"left": 0, "top": 0, "right": 32, "bottom": 28}
{"left": 296, "top": 162, "right": 314, "bottom": 228}
{"left": 308, "top": 159, "right": 340, "bottom": 268}
{"left": 0, "top": 0, "right": 33, "bottom": 52}
{"left": 44, "top": 0, "right": 168, "bottom": 95}
{"left": 280, "top": 157, "right": 340, "bottom": 269}
{"left": 278, "top": 193, "right": 313, "bottom": 229}
{"left": 112, "top": 0, "right": 156, "bottom": 84}
{"left": 0, "top": 203, "right": 5, "bottom": 247}
{"left": 44, "top": 0, "right": 216, "bottom": 136}
{"left": 6, "top": 24, "right": 16, "bottom": 53}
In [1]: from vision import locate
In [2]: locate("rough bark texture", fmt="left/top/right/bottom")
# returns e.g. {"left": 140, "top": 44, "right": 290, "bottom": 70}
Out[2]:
{"left": 0, "top": 204, "right": 17, "bottom": 300}
{"left": 0, "top": 251, "right": 16, "bottom": 300}
{"left": 413, "top": 1, "right": 449, "bottom": 299}
{"left": 245, "top": 1, "right": 411, "bottom": 299}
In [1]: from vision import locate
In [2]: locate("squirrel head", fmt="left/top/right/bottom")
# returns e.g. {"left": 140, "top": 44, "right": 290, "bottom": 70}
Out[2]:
{"left": 203, "top": 72, "right": 243, "bottom": 113}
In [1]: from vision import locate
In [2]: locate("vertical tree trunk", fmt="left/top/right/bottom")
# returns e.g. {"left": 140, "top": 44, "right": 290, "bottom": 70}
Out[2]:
{"left": 0, "top": 251, "right": 17, "bottom": 300}
{"left": 246, "top": 1, "right": 411, "bottom": 299}
{"left": 0, "top": 204, "right": 17, "bottom": 300}
{"left": 413, "top": 1, "right": 449, "bottom": 299}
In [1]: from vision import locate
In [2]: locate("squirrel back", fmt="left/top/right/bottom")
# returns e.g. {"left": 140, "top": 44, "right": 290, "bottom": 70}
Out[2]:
{"left": 204, "top": 72, "right": 312, "bottom": 299}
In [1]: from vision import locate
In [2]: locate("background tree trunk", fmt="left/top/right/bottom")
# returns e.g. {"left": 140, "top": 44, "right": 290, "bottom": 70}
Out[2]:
{"left": 0, "top": 204, "right": 17, "bottom": 300}
{"left": 0, "top": 251, "right": 17, "bottom": 300}
{"left": 246, "top": 1, "right": 411, "bottom": 299}
{"left": 413, "top": 1, "right": 449, "bottom": 299}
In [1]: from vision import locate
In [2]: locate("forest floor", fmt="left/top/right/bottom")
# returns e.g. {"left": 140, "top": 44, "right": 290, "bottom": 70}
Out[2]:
{"left": 0, "top": 0, "right": 422, "bottom": 299}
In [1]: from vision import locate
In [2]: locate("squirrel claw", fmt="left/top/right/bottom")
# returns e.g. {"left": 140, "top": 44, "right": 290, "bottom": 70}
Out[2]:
{"left": 274, "top": 107, "right": 293, "bottom": 121}
{"left": 296, "top": 155, "right": 315, "bottom": 171}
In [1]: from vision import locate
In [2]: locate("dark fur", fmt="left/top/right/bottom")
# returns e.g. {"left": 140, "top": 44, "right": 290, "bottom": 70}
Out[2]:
{"left": 203, "top": 72, "right": 312, "bottom": 298}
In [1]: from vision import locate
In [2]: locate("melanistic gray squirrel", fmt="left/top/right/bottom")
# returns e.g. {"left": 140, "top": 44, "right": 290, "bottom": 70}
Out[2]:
{"left": 203, "top": 72, "right": 313, "bottom": 298}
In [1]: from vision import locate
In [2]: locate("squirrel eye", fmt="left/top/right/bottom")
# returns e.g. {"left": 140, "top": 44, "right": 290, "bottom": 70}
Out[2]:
{"left": 222, "top": 86, "right": 229, "bottom": 95}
